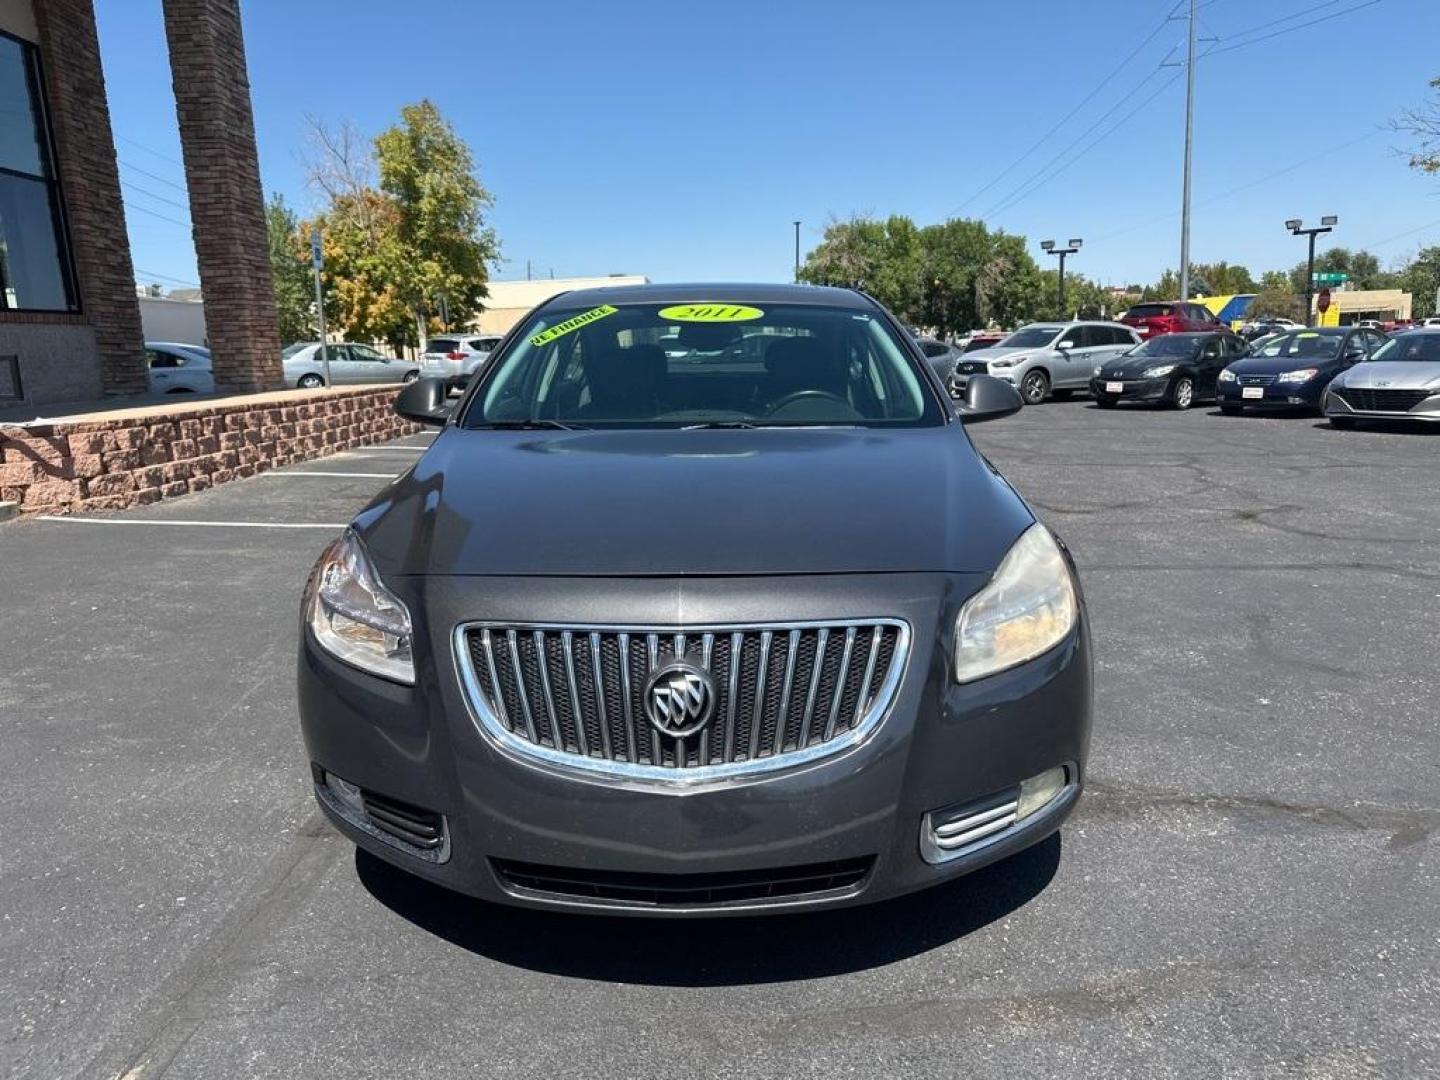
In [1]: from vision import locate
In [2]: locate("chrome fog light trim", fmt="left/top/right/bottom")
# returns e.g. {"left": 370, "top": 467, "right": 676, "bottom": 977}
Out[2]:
{"left": 921, "top": 764, "right": 1075, "bottom": 865}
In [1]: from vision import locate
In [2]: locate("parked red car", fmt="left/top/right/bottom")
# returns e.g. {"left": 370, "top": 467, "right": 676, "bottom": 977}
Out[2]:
{"left": 1120, "top": 301, "right": 1229, "bottom": 339}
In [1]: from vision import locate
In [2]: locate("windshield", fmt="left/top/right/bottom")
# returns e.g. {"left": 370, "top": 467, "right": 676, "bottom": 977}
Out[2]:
{"left": 1254, "top": 331, "right": 1343, "bottom": 360}
{"left": 1130, "top": 335, "right": 1202, "bottom": 358}
{"left": 1370, "top": 333, "right": 1440, "bottom": 362}
{"left": 1000, "top": 326, "right": 1063, "bottom": 349}
{"left": 464, "top": 301, "right": 941, "bottom": 428}
{"left": 1124, "top": 304, "right": 1174, "bottom": 319}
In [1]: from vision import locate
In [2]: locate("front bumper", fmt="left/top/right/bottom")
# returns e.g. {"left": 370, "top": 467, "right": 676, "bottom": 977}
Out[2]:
{"left": 1323, "top": 388, "right": 1440, "bottom": 422}
{"left": 298, "top": 573, "right": 1092, "bottom": 916}
{"left": 1216, "top": 379, "right": 1324, "bottom": 409}
{"left": 1089, "top": 375, "right": 1169, "bottom": 402}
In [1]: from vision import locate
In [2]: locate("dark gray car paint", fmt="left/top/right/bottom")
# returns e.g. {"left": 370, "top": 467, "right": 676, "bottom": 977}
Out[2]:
{"left": 300, "top": 283, "right": 1092, "bottom": 914}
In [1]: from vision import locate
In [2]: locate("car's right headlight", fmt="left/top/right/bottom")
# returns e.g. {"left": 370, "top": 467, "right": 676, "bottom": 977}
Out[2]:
{"left": 955, "top": 524, "right": 1077, "bottom": 683}
{"left": 1218, "top": 369, "right": 1238, "bottom": 383}
{"left": 1092, "top": 364, "right": 1103, "bottom": 376}
{"left": 307, "top": 530, "right": 415, "bottom": 684}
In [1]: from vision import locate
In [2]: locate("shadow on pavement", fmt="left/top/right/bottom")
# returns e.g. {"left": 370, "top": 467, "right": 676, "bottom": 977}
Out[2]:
{"left": 355, "top": 834, "right": 1061, "bottom": 985}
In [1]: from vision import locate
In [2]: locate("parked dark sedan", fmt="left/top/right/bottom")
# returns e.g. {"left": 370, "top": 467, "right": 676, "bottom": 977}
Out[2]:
{"left": 1090, "top": 332, "right": 1243, "bottom": 408}
{"left": 1216, "top": 326, "right": 1387, "bottom": 414}
{"left": 298, "top": 283, "right": 1092, "bottom": 916}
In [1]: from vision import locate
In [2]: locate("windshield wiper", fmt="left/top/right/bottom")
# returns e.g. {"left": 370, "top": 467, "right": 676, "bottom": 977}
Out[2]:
{"left": 479, "top": 419, "right": 584, "bottom": 431}
{"left": 680, "top": 420, "right": 759, "bottom": 430}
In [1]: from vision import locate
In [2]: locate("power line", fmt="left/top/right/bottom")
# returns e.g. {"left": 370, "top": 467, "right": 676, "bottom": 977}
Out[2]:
{"left": 1199, "top": 0, "right": 1382, "bottom": 58}
{"left": 1353, "top": 217, "right": 1440, "bottom": 252}
{"left": 116, "top": 157, "right": 188, "bottom": 194}
{"left": 134, "top": 268, "right": 201, "bottom": 288}
{"left": 120, "top": 179, "right": 190, "bottom": 214}
{"left": 952, "top": 2, "right": 1182, "bottom": 216}
{"left": 1091, "top": 129, "right": 1383, "bottom": 242}
{"left": 117, "top": 134, "right": 185, "bottom": 169}
{"left": 983, "top": 69, "right": 1183, "bottom": 220}
{"left": 123, "top": 201, "right": 191, "bottom": 230}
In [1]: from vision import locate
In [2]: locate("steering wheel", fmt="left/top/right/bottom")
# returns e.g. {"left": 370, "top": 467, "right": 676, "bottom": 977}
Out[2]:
{"left": 764, "top": 389, "right": 854, "bottom": 420}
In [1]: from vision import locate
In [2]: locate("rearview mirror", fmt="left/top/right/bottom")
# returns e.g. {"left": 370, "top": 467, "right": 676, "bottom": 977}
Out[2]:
{"left": 394, "top": 376, "right": 450, "bottom": 425}
{"left": 956, "top": 374, "right": 1024, "bottom": 424}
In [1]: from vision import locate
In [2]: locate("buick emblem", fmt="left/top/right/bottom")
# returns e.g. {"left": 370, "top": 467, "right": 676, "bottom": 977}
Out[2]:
{"left": 643, "top": 660, "right": 717, "bottom": 738}
{"left": 1375, "top": 380, "right": 1391, "bottom": 387}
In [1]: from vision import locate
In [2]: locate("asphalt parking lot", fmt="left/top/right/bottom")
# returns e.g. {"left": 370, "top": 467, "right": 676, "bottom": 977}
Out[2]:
{"left": 2, "top": 403, "right": 1437, "bottom": 1079}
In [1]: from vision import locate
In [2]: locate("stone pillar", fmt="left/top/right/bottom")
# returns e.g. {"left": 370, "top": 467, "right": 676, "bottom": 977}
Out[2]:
{"left": 32, "top": 0, "right": 148, "bottom": 396}
{"left": 161, "top": 0, "right": 281, "bottom": 392}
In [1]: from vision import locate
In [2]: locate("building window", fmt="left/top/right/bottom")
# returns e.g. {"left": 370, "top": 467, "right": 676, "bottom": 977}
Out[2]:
{"left": 0, "top": 31, "right": 76, "bottom": 312}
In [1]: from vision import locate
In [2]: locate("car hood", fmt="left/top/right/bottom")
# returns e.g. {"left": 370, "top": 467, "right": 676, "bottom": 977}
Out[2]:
{"left": 1227, "top": 353, "right": 1343, "bottom": 375}
{"left": 962, "top": 346, "right": 1036, "bottom": 362}
{"left": 1336, "top": 361, "right": 1440, "bottom": 390}
{"left": 354, "top": 425, "right": 1034, "bottom": 577}
{"left": 1099, "top": 354, "right": 1181, "bottom": 376}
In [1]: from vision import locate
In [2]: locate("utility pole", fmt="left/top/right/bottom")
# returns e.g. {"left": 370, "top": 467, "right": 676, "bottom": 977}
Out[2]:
{"left": 1178, "top": 0, "right": 1197, "bottom": 300}
{"left": 1040, "top": 239, "right": 1084, "bottom": 317}
{"left": 793, "top": 221, "right": 801, "bottom": 282}
{"left": 1286, "top": 216, "right": 1338, "bottom": 326}
{"left": 309, "top": 227, "right": 331, "bottom": 386}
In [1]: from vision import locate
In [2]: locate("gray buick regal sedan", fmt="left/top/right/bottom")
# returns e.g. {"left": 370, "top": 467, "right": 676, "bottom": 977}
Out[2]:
{"left": 298, "top": 283, "right": 1093, "bottom": 916}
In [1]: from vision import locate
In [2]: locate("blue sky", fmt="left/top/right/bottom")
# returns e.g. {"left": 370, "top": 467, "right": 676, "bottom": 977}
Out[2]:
{"left": 97, "top": 0, "right": 1440, "bottom": 293}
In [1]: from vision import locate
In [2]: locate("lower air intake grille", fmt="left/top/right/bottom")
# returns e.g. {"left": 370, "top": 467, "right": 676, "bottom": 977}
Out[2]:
{"left": 458, "top": 620, "right": 909, "bottom": 781}
{"left": 491, "top": 856, "right": 874, "bottom": 908}
{"left": 360, "top": 791, "right": 445, "bottom": 850}
{"left": 1334, "top": 387, "right": 1434, "bottom": 412}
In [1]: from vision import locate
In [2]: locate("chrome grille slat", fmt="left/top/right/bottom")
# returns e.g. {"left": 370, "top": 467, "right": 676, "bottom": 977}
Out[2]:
{"left": 458, "top": 620, "right": 909, "bottom": 782}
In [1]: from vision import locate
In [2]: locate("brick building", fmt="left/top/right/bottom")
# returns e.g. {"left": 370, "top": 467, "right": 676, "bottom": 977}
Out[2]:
{"left": 0, "top": 0, "right": 279, "bottom": 407}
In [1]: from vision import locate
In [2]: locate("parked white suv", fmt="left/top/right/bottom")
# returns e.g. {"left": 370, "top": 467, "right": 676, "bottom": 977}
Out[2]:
{"left": 949, "top": 321, "right": 1141, "bottom": 404}
{"left": 420, "top": 334, "right": 502, "bottom": 390}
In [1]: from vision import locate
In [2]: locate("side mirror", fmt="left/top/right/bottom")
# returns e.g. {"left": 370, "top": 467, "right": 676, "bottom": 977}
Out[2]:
{"left": 957, "top": 373, "right": 1024, "bottom": 424}
{"left": 394, "top": 376, "right": 450, "bottom": 425}
{"left": 1056, "top": 339, "right": 1075, "bottom": 351}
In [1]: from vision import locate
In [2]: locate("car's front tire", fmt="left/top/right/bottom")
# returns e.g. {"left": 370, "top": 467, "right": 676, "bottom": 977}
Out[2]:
{"left": 1170, "top": 376, "right": 1195, "bottom": 410}
{"left": 402, "top": 370, "right": 420, "bottom": 383}
{"left": 1020, "top": 370, "right": 1050, "bottom": 405}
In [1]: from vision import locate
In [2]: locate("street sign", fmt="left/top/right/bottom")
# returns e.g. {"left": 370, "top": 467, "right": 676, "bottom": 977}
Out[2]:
{"left": 310, "top": 230, "right": 324, "bottom": 271}
{"left": 1317, "top": 288, "right": 1332, "bottom": 315}
{"left": 1312, "top": 272, "right": 1348, "bottom": 284}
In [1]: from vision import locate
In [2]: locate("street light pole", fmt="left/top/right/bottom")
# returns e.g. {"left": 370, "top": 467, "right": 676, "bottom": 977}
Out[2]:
{"left": 1285, "top": 216, "right": 1337, "bottom": 326}
{"left": 1041, "top": 239, "right": 1084, "bottom": 318}
{"left": 309, "top": 227, "right": 331, "bottom": 386}
{"left": 793, "top": 221, "right": 801, "bottom": 282}
{"left": 1178, "top": 0, "right": 1197, "bottom": 300}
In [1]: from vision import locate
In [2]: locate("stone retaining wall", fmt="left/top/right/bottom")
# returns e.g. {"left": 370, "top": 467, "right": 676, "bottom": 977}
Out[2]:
{"left": 0, "top": 386, "right": 422, "bottom": 515}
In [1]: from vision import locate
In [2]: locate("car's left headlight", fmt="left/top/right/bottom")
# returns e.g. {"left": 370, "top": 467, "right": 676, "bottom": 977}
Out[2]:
{"left": 307, "top": 530, "right": 415, "bottom": 684}
{"left": 955, "top": 524, "right": 1078, "bottom": 683}
{"left": 1218, "top": 369, "right": 1238, "bottom": 383}
{"left": 1141, "top": 364, "right": 1176, "bottom": 378}
{"left": 1092, "top": 364, "right": 1103, "bottom": 376}
{"left": 1276, "top": 367, "right": 1320, "bottom": 383}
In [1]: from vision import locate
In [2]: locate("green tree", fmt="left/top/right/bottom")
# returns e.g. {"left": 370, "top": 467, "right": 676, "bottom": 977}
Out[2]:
{"left": 265, "top": 193, "right": 314, "bottom": 344}
{"left": 799, "top": 215, "right": 924, "bottom": 322}
{"left": 1394, "top": 76, "right": 1440, "bottom": 175}
{"left": 1397, "top": 245, "right": 1440, "bottom": 318}
{"left": 1259, "top": 269, "right": 1291, "bottom": 291}
{"left": 1246, "top": 288, "right": 1303, "bottom": 322}
{"left": 1191, "top": 261, "right": 1256, "bottom": 295}
{"left": 375, "top": 100, "right": 499, "bottom": 345}
{"left": 1287, "top": 248, "right": 1394, "bottom": 293}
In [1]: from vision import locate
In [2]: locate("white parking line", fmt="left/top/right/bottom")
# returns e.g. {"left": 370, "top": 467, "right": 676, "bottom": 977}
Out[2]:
{"left": 263, "top": 470, "right": 398, "bottom": 479}
{"left": 342, "top": 445, "right": 429, "bottom": 453}
{"left": 37, "top": 516, "right": 346, "bottom": 529}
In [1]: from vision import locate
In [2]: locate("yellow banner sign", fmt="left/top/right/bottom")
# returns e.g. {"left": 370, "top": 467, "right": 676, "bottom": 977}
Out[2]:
{"left": 658, "top": 303, "right": 765, "bottom": 323}
{"left": 529, "top": 304, "right": 619, "bottom": 347}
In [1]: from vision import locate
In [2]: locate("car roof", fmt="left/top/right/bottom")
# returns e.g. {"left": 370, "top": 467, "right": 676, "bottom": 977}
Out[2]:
{"left": 147, "top": 341, "right": 207, "bottom": 350}
{"left": 1275, "top": 327, "right": 1348, "bottom": 336}
{"left": 539, "top": 282, "right": 871, "bottom": 311}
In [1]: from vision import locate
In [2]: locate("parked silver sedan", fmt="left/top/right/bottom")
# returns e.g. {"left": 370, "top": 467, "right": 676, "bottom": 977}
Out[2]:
{"left": 145, "top": 342, "right": 214, "bottom": 394}
{"left": 1323, "top": 329, "right": 1440, "bottom": 427}
{"left": 949, "top": 321, "right": 1141, "bottom": 404}
{"left": 281, "top": 343, "right": 421, "bottom": 388}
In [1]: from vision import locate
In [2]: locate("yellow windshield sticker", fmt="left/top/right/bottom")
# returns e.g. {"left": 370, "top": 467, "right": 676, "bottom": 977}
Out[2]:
{"left": 1297, "top": 331, "right": 1320, "bottom": 338}
{"left": 658, "top": 303, "right": 765, "bottom": 323}
{"left": 529, "top": 304, "right": 618, "bottom": 347}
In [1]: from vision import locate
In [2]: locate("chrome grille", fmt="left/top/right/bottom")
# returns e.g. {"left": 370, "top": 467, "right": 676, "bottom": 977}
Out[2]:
{"left": 456, "top": 621, "right": 909, "bottom": 782}
{"left": 1334, "top": 387, "right": 1434, "bottom": 412}
{"left": 1239, "top": 374, "right": 1277, "bottom": 387}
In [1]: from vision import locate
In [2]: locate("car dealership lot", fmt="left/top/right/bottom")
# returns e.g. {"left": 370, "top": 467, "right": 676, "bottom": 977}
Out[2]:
{"left": 2, "top": 410, "right": 1436, "bottom": 1079}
